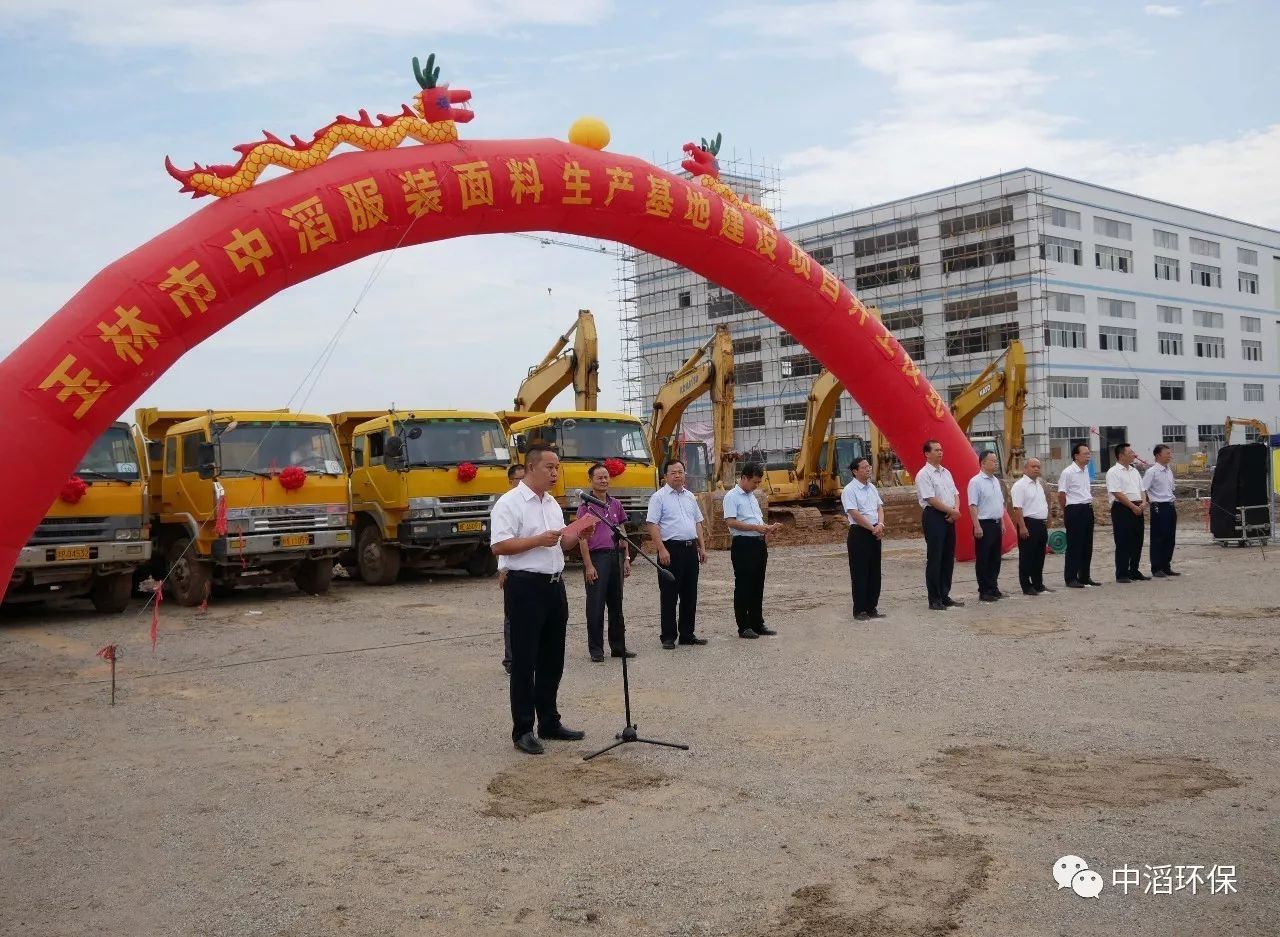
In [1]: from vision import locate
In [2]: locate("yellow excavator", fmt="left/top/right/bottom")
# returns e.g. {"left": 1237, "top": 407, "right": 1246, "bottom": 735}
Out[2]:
{"left": 647, "top": 325, "right": 735, "bottom": 492}
{"left": 510, "top": 309, "right": 598, "bottom": 413}
{"left": 761, "top": 370, "right": 870, "bottom": 524}
{"left": 950, "top": 339, "right": 1027, "bottom": 476}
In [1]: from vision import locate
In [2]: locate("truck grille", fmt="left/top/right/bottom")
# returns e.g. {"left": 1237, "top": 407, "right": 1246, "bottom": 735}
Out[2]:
{"left": 30, "top": 516, "right": 110, "bottom": 544}
{"left": 242, "top": 514, "right": 330, "bottom": 534}
{"left": 438, "top": 495, "right": 493, "bottom": 519}
{"left": 614, "top": 494, "right": 651, "bottom": 514}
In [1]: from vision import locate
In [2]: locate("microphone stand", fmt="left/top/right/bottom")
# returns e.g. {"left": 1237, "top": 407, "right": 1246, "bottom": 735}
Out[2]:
{"left": 580, "top": 494, "right": 690, "bottom": 761}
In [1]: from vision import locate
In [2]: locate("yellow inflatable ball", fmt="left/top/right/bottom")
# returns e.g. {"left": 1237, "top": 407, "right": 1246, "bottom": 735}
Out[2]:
{"left": 568, "top": 117, "right": 610, "bottom": 150}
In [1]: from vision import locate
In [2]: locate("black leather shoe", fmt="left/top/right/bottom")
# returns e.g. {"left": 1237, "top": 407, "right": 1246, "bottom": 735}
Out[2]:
{"left": 755, "top": 626, "right": 778, "bottom": 636}
{"left": 869, "top": 610, "right": 887, "bottom": 619}
{"left": 853, "top": 612, "right": 871, "bottom": 621}
{"left": 514, "top": 732, "right": 544, "bottom": 755}
{"left": 661, "top": 640, "right": 676, "bottom": 650}
{"left": 502, "top": 661, "right": 512, "bottom": 675}
{"left": 929, "top": 601, "right": 946, "bottom": 611}
{"left": 1066, "top": 581, "right": 1085, "bottom": 589}
{"left": 943, "top": 598, "right": 965, "bottom": 608}
{"left": 1084, "top": 579, "right": 1104, "bottom": 587}
{"left": 539, "top": 723, "right": 586, "bottom": 741}
{"left": 1131, "top": 572, "right": 1149, "bottom": 581}
{"left": 590, "top": 653, "right": 605, "bottom": 662}
{"left": 678, "top": 635, "right": 708, "bottom": 645}
{"left": 1022, "top": 588, "right": 1038, "bottom": 596}
{"left": 1165, "top": 570, "right": 1181, "bottom": 576}
{"left": 980, "top": 593, "right": 998, "bottom": 602}
{"left": 611, "top": 649, "right": 637, "bottom": 658}
{"left": 738, "top": 628, "right": 760, "bottom": 638}
{"left": 1116, "top": 578, "right": 1132, "bottom": 584}
{"left": 1036, "top": 586, "right": 1055, "bottom": 593}
{"left": 1152, "top": 571, "right": 1168, "bottom": 579}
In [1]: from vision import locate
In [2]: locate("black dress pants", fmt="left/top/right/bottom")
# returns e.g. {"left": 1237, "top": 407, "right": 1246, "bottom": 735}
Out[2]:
{"left": 730, "top": 537, "right": 768, "bottom": 633}
{"left": 1149, "top": 501, "right": 1177, "bottom": 573}
{"left": 846, "top": 526, "right": 882, "bottom": 614}
{"left": 922, "top": 507, "right": 956, "bottom": 603}
{"left": 1018, "top": 517, "right": 1048, "bottom": 592}
{"left": 506, "top": 572, "right": 568, "bottom": 740}
{"left": 659, "top": 540, "right": 699, "bottom": 642}
{"left": 585, "top": 548, "right": 626, "bottom": 656}
{"left": 1063, "top": 503, "right": 1094, "bottom": 585}
{"left": 974, "top": 518, "right": 1003, "bottom": 595}
{"left": 1111, "top": 503, "right": 1144, "bottom": 579}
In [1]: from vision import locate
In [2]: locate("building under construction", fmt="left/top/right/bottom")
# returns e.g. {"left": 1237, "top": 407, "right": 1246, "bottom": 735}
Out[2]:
{"left": 621, "top": 167, "right": 1278, "bottom": 475}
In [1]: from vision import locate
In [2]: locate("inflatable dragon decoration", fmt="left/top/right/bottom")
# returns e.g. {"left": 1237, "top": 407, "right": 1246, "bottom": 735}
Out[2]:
{"left": 681, "top": 132, "right": 775, "bottom": 228}
{"left": 165, "top": 54, "right": 473, "bottom": 199}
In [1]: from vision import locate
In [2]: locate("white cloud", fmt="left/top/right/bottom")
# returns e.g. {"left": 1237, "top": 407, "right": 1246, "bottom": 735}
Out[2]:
{"left": 1143, "top": 4, "right": 1183, "bottom": 16}
{"left": 720, "top": 0, "right": 1280, "bottom": 229}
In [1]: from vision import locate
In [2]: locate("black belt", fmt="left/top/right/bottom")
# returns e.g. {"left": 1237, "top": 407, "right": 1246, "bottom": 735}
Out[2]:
{"left": 663, "top": 539, "right": 697, "bottom": 547}
{"left": 507, "top": 569, "right": 564, "bottom": 583}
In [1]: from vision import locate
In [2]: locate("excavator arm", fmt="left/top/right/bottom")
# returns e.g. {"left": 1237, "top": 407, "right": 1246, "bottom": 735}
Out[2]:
{"left": 512, "top": 309, "right": 598, "bottom": 412}
{"left": 794, "top": 370, "right": 844, "bottom": 486}
{"left": 1224, "top": 416, "right": 1269, "bottom": 444}
{"left": 949, "top": 339, "right": 1026, "bottom": 475}
{"left": 647, "top": 325, "right": 735, "bottom": 483}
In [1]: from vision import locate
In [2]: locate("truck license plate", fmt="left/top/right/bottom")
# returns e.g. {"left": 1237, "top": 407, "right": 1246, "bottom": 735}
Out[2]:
{"left": 55, "top": 546, "right": 91, "bottom": 561}
{"left": 457, "top": 520, "right": 484, "bottom": 533}
{"left": 280, "top": 533, "right": 313, "bottom": 548}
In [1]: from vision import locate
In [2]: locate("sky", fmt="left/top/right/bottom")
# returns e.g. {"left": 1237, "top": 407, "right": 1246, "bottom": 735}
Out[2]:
{"left": 2, "top": 0, "right": 1278, "bottom": 419}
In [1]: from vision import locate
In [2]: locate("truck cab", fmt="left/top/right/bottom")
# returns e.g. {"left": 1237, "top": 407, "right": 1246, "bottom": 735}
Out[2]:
{"left": 504, "top": 411, "right": 657, "bottom": 528}
{"left": 137, "top": 409, "right": 351, "bottom": 606}
{"left": 6, "top": 421, "right": 150, "bottom": 613}
{"left": 331, "top": 410, "right": 510, "bottom": 584}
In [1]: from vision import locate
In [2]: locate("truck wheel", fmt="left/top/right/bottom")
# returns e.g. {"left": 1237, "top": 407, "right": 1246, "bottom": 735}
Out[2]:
{"left": 465, "top": 549, "right": 497, "bottom": 578}
{"left": 357, "top": 525, "right": 400, "bottom": 586}
{"left": 166, "top": 537, "right": 212, "bottom": 607}
{"left": 90, "top": 571, "right": 132, "bottom": 614}
{"left": 294, "top": 558, "right": 334, "bottom": 595}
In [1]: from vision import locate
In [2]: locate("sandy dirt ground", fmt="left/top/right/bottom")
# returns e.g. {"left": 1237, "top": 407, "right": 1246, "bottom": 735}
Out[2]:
{"left": 2, "top": 526, "right": 1277, "bottom": 936}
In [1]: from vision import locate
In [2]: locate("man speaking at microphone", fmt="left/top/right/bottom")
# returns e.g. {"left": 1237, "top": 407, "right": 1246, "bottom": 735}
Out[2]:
{"left": 491, "top": 445, "right": 597, "bottom": 755}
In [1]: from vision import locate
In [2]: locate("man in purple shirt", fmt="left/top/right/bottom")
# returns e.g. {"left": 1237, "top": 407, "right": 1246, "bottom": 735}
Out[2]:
{"left": 577, "top": 462, "right": 635, "bottom": 662}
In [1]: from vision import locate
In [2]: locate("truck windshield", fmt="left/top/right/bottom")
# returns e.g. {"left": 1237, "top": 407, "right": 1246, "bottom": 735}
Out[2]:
{"left": 556, "top": 419, "right": 651, "bottom": 462}
{"left": 217, "top": 422, "right": 344, "bottom": 476}
{"left": 404, "top": 419, "right": 508, "bottom": 466}
{"left": 76, "top": 426, "right": 140, "bottom": 480}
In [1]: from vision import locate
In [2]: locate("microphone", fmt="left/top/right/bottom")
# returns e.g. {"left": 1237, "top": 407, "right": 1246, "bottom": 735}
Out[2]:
{"left": 577, "top": 489, "right": 609, "bottom": 509}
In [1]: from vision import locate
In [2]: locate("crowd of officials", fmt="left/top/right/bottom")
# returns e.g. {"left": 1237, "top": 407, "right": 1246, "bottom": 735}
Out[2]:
{"left": 490, "top": 438, "right": 1181, "bottom": 754}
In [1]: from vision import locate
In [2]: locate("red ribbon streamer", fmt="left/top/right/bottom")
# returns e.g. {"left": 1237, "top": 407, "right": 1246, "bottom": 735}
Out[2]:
{"left": 150, "top": 581, "right": 163, "bottom": 653}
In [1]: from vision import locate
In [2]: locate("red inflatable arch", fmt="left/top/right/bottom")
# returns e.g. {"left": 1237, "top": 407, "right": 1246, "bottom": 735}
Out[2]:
{"left": 0, "top": 137, "right": 1015, "bottom": 592}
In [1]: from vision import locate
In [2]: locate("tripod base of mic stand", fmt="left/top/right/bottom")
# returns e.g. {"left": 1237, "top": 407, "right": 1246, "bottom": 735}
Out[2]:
{"left": 582, "top": 724, "right": 690, "bottom": 761}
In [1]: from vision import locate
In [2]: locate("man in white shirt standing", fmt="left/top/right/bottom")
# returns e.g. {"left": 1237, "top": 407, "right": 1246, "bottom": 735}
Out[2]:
{"left": 916, "top": 439, "right": 965, "bottom": 611}
{"left": 1057, "top": 442, "right": 1101, "bottom": 589}
{"left": 646, "top": 459, "right": 708, "bottom": 649}
{"left": 1106, "top": 441, "right": 1148, "bottom": 583}
{"left": 967, "top": 450, "right": 1006, "bottom": 602}
{"left": 491, "top": 445, "right": 597, "bottom": 755}
{"left": 722, "top": 462, "right": 781, "bottom": 639}
{"left": 1010, "top": 457, "right": 1051, "bottom": 596}
{"left": 1143, "top": 443, "right": 1180, "bottom": 578}
{"left": 842, "top": 455, "right": 886, "bottom": 620}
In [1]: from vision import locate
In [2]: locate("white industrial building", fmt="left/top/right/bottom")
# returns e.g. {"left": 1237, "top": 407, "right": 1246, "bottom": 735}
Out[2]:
{"left": 621, "top": 168, "right": 1278, "bottom": 475}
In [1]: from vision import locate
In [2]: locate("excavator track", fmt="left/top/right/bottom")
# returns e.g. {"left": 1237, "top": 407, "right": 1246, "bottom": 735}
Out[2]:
{"left": 767, "top": 505, "right": 824, "bottom": 528}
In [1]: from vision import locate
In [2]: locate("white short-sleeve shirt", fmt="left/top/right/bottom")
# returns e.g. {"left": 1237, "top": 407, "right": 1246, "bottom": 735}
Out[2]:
{"left": 490, "top": 481, "right": 566, "bottom": 573}
{"left": 916, "top": 463, "right": 959, "bottom": 510}
{"left": 1010, "top": 475, "right": 1049, "bottom": 520}
{"left": 646, "top": 485, "right": 704, "bottom": 541}
{"left": 1057, "top": 462, "right": 1093, "bottom": 506}
{"left": 1106, "top": 463, "right": 1143, "bottom": 506}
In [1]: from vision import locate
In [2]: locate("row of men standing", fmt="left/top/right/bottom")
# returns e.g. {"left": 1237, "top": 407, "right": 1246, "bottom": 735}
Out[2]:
{"left": 841, "top": 438, "right": 1182, "bottom": 617}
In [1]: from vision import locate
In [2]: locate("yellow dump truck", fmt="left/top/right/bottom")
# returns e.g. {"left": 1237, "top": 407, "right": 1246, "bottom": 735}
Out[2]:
{"left": 501, "top": 411, "right": 657, "bottom": 529}
{"left": 136, "top": 409, "right": 352, "bottom": 606}
{"left": 330, "top": 410, "right": 510, "bottom": 583}
{"left": 5, "top": 421, "right": 150, "bottom": 612}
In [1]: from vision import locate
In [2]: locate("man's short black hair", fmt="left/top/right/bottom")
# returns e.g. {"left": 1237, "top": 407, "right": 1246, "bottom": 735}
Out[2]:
{"left": 661, "top": 458, "right": 685, "bottom": 476}
{"left": 587, "top": 462, "right": 608, "bottom": 479}
{"left": 739, "top": 461, "right": 763, "bottom": 479}
{"left": 506, "top": 463, "right": 525, "bottom": 480}
{"left": 1153, "top": 443, "right": 1170, "bottom": 457}
{"left": 849, "top": 456, "right": 871, "bottom": 473}
{"left": 1072, "top": 442, "right": 1089, "bottom": 458}
{"left": 979, "top": 449, "right": 997, "bottom": 464}
{"left": 923, "top": 439, "right": 940, "bottom": 455}
{"left": 525, "top": 444, "right": 556, "bottom": 468}
{"left": 1114, "top": 441, "right": 1130, "bottom": 460}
